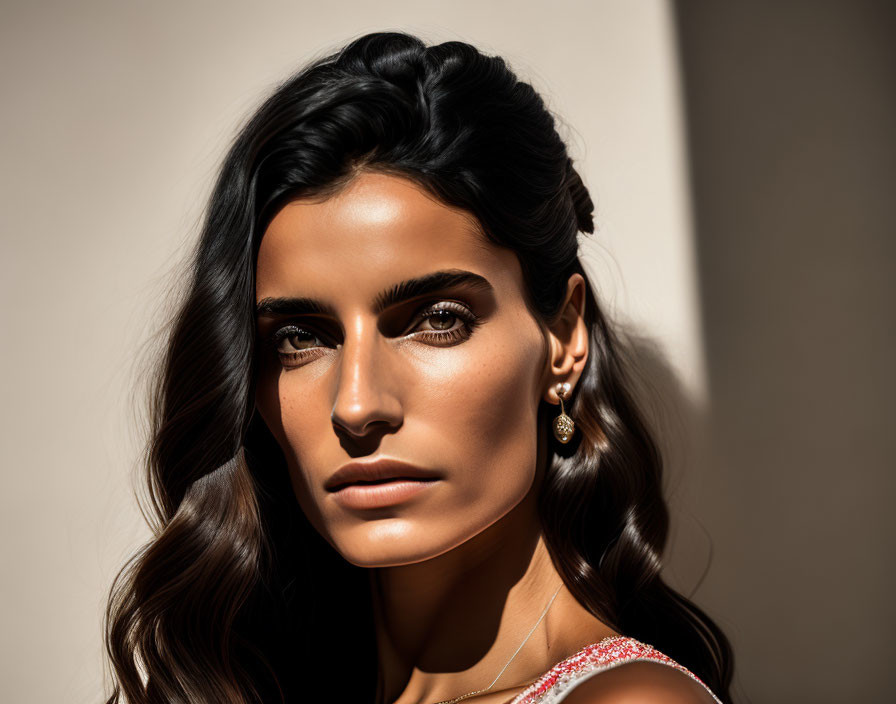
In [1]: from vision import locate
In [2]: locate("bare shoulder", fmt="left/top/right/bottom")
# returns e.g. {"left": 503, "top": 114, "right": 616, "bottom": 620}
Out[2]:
{"left": 560, "top": 661, "right": 718, "bottom": 704}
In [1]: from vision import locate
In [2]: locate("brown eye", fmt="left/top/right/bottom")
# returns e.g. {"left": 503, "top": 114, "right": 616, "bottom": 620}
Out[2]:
{"left": 427, "top": 310, "right": 457, "bottom": 331}
{"left": 271, "top": 325, "right": 325, "bottom": 353}
{"left": 407, "top": 300, "right": 481, "bottom": 345}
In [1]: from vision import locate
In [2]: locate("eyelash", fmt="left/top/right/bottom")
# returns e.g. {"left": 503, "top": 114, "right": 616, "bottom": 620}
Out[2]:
{"left": 266, "top": 301, "right": 482, "bottom": 366}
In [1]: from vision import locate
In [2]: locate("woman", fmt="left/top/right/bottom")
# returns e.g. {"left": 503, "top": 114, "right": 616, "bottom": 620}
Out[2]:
{"left": 105, "top": 31, "right": 734, "bottom": 704}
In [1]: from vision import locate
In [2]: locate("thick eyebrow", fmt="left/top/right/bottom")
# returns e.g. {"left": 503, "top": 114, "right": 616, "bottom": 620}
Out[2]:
{"left": 255, "top": 296, "right": 336, "bottom": 319}
{"left": 255, "top": 269, "right": 493, "bottom": 319}
{"left": 372, "top": 269, "right": 493, "bottom": 314}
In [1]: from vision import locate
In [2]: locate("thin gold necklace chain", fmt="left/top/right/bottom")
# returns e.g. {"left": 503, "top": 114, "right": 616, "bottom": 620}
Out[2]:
{"left": 431, "top": 583, "right": 564, "bottom": 704}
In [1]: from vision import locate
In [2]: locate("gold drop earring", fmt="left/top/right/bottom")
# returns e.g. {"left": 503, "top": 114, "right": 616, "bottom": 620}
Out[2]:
{"left": 552, "top": 382, "right": 575, "bottom": 444}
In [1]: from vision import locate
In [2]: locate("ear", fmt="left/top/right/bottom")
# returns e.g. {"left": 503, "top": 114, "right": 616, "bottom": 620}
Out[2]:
{"left": 542, "top": 273, "right": 589, "bottom": 404}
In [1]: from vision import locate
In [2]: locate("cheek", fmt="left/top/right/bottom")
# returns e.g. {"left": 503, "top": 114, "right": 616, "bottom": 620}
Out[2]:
{"left": 254, "top": 368, "right": 333, "bottom": 529}
{"left": 421, "top": 312, "right": 546, "bottom": 506}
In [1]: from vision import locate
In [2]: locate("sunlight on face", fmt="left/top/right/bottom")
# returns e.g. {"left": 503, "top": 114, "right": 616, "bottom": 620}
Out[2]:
{"left": 254, "top": 172, "right": 549, "bottom": 567}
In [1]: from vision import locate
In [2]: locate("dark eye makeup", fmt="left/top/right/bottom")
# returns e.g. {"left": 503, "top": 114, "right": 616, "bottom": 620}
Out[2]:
{"left": 263, "top": 299, "right": 483, "bottom": 369}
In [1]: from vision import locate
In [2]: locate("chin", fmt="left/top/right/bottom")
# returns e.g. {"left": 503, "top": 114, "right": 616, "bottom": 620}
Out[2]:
{"left": 324, "top": 491, "right": 532, "bottom": 568}
{"left": 325, "top": 518, "right": 484, "bottom": 568}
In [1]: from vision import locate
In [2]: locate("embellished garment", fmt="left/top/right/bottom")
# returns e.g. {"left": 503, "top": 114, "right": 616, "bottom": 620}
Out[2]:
{"left": 508, "top": 635, "right": 723, "bottom": 704}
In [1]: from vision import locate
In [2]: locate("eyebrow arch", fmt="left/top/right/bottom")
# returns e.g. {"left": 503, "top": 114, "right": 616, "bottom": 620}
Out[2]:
{"left": 373, "top": 269, "right": 493, "bottom": 314}
{"left": 255, "top": 269, "right": 494, "bottom": 319}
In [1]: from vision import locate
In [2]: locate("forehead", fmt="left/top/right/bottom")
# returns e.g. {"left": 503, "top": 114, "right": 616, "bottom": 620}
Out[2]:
{"left": 255, "top": 172, "right": 523, "bottom": 302}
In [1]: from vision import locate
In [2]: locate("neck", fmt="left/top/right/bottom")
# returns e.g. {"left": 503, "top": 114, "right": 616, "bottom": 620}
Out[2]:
{"left": 370, "top": 490, "right": 616, "bottom": 704}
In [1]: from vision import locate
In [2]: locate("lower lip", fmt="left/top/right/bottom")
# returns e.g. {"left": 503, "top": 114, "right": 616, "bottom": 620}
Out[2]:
{"left": 330, "top": 479, "right": 439, "bottom": 510}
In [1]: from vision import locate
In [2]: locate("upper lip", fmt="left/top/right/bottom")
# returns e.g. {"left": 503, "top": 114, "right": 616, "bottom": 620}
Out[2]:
{"left": 325, "top": 459, "right": 441, "bottom": 492}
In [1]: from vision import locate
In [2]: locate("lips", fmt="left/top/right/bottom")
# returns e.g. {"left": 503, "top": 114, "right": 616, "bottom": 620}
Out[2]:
{"left": 324, "top": 458, "right": 442, "bottom": 492}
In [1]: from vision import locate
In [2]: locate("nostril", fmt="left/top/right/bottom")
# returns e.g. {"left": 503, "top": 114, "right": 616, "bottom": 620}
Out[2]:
{"left": 331, "top": 415, "right": 395, "bottom": 438}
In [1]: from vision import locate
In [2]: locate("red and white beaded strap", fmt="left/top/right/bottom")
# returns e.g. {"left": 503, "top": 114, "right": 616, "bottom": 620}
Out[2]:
{"left": 509, "top": 636, "right": 723, "bottom": 704}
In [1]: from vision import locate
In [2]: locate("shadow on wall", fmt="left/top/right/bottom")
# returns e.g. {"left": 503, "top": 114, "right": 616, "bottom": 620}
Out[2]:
{"left": 670, "top": 1, "right": 896, "bottom": 703}
{"left": 602, "top": 323, "right": 718, "bottom": 602}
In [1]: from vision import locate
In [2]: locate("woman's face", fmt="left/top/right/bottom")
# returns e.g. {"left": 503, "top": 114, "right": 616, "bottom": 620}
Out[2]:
{"left": 254, "top": 171, "right": 552, "bottom": 567}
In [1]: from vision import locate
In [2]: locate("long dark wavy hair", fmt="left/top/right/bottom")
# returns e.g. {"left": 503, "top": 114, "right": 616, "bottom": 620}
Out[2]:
{"left": 104, "top": 30, "right": 734, "bottom": 704}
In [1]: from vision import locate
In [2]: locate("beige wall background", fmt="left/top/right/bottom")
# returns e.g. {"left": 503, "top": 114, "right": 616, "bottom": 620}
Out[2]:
{"left": 1, "top": 1, "right": 891, "bottom": 703}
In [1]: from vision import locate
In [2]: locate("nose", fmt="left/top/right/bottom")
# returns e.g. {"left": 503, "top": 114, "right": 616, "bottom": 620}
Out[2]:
{"left": 330, "top": 315, "right": 403, "bottom": 439}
